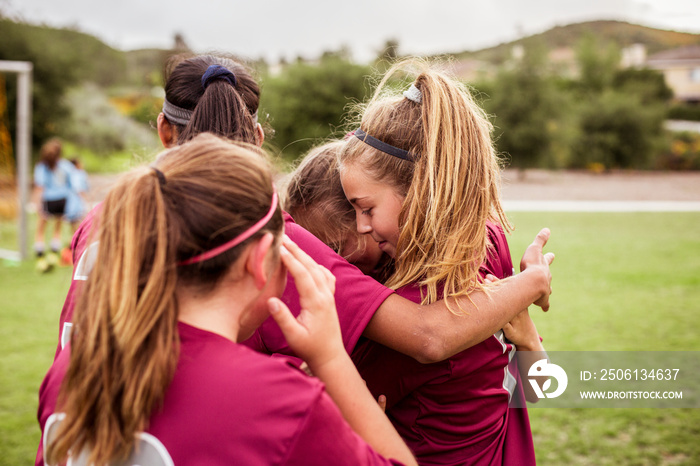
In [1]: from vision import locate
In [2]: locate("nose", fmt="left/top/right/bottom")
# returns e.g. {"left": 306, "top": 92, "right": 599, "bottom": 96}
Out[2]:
{"left": 356, "top": 212, "right": 372, "bottom": 235}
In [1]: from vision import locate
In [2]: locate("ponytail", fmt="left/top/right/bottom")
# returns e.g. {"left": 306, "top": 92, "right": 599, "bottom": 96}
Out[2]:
{"left": 341, "top": 59, "right": 511, "bottom": 312}
{"left": 47, "top": 134, "right": 283, "bottom": 464}
{"left": 163, "top": 55, "right": 261, "bottom": 145}
{"left": 48, "top": 166, "right": 180, "bottom": 465}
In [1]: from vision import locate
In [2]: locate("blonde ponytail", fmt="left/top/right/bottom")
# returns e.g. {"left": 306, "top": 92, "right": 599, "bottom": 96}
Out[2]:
{"left": 341, "top": 59, "right": 511, "bottom": 312}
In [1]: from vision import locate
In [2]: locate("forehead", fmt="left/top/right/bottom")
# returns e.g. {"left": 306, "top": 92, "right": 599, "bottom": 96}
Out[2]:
{"left": 339, "top": 163, "right": 379, "bottom": 197}
{"left": 341, "top": 163, "right": 404, "bottom": 206}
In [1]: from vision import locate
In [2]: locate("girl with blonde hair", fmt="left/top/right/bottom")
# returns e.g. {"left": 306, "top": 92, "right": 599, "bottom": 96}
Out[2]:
{"left": 38, "top": 134, "right": 417, "bottom": 465}
{"left": 340, "top": 60, "right": 550, "bottom": 465}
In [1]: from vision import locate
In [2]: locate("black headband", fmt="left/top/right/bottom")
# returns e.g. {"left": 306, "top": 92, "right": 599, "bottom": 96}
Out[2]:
{"left": 354, "top": 128, "right": 415, "bottom": 162}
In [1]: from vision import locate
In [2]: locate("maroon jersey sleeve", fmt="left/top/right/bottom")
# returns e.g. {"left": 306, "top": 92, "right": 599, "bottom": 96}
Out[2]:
{"left": 243, "top": 213, "right": 394, "bottom": 356}
{"left": 54, "top": 204, "right": 102, "bottom": 359}
{"left": 483, "top": 221, "right": 514, "bottom": 280}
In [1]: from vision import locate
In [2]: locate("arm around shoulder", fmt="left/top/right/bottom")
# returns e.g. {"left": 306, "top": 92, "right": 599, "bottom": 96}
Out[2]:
{"left": 365, "top": 263, "right": 551, "bottom": 364}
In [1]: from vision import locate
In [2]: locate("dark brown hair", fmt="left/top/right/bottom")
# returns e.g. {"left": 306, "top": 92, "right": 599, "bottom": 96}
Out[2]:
{"left": 164, "top": 54, "right": 261, "bottom": 145}
{"left": 47, "top": 134, "right": 282, "bottom": 465}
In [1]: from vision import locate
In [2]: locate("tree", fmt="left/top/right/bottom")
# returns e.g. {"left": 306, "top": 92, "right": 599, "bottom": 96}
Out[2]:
{"left": 0, "top": 17, "right": 127, "bottom": 153}
{"left": 612, "top": 67, "right": 673, "bottom": 104}
{"left": 569, "top": 35, "right": 667, "bottom": 169}
{"left": 480, "top": 42, "right": 569, "bottom": 171}
{"left": 377, "top": 39, "right": 399, "bottom": 63}
{"left": 575, "top": 34, "right": 621, "bottom": 94}
{"left": 260, "top": 56, "right": 370, "bottom": 160}
{"left": 572, "top": 91, "right": 665, "bottom": 169}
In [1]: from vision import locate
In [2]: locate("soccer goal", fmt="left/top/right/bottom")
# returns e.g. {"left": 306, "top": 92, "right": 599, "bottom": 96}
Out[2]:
{"left": 0, "top": 61, "right": 32, "bottom": 261}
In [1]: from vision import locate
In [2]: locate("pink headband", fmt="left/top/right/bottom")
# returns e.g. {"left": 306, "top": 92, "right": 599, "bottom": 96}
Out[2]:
{"left": 178, "top": 188, "right": 279, "bottom": 266}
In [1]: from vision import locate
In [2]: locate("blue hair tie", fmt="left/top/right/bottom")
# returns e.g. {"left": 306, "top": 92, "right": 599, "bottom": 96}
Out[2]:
{"left": 201, "top": 65, "right": 237, "bottom": 90}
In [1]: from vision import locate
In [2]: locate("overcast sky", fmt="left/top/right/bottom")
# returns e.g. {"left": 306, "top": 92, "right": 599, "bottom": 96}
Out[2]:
{"left": 3, "top": 0, "right": 700, "bottom": 63}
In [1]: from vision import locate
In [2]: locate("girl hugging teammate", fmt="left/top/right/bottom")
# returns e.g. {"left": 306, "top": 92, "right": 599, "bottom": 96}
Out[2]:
{"left": 290, "top": 59, "right": 549, "bottom": 465}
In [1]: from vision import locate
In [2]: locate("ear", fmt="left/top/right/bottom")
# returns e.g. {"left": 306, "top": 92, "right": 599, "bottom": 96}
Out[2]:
{"left": 245, "top": 233, "right": 276, "bottom": 289}
{"left": 255, "top": 123, "right": 265, "bottom": 147}
{"left": 157, "top": 113, "right": 177, "bottom": 148}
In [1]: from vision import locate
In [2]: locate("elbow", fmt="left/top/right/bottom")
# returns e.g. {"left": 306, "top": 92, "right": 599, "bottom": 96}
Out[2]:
{"left": 411, "top": 321, "right": 479, "bottom": 364}
{"left": 412, "top": 338, "right": 448, "bottom": 364}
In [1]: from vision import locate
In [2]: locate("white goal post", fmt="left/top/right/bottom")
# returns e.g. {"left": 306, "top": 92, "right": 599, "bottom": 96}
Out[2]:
{"left": 0, "top": 60, "right": 32, "bottom": 261}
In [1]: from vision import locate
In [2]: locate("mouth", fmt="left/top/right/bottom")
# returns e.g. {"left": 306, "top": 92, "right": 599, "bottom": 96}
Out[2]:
{"left": 377, "top": 241, "right": 391, "bottom": 254}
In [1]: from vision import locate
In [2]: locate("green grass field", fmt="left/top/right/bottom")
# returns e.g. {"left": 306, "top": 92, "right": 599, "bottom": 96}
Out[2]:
{"left": 1, "top": 211, "right": 698, "bottom": 465}
{"left": 508, "top": 212, "right": 700, "bottom": 465}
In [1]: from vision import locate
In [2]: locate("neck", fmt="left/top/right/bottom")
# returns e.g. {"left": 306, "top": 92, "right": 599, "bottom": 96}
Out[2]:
{"left": 176, "top": 276, "right": 258, "bottom": 343}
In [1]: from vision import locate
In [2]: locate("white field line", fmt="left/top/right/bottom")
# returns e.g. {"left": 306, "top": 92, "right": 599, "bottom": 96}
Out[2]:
{"left": 503, "top": 200, "right": 700, "bottom": 212}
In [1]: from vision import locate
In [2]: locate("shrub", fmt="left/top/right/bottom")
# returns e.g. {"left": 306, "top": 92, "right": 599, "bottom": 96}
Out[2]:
{"left": 259, "top": 56, "right": 370, "bottom": 160}
{"left": 655, "top": 131, "right": 700, "bottom": 170}
{"left": 668, "top": 104, "right": 700, "bottom": 122}
{"left": 59, "top": 84, "right": 159, "bottom": 156}
{"left": 572, "top": 91, "right": 666, "bottom": 169}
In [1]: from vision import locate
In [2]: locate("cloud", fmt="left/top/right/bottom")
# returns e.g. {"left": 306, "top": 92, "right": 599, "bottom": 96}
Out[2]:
{"left": 5, "top": 0, "right": 700, "bottom": 63}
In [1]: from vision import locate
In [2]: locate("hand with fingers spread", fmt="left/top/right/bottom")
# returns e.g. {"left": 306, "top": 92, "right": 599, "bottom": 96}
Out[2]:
{"left": 267, "top": 235, "right": 345, "bottom": 372}
{"left": 519, "top": 228, "right": 555, "bottom": 311}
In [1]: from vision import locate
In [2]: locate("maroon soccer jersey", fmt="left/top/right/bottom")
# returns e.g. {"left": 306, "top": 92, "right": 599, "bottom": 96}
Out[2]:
{"left": 352, "top": 222, "right": 536, "bottom": 465}
{"left": 37, "top": 323, "right": 405, "bottom": 466}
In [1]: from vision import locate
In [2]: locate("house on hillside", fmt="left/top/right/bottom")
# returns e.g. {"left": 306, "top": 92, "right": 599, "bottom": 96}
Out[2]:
{"left": 443, "top": 59, "right": 494, "bottom": 83}
{"left": 547, "top": 47, "right": 578, "bottom": 77}
{"left": 646, "top": 45, "right": 700, "bottom": 103}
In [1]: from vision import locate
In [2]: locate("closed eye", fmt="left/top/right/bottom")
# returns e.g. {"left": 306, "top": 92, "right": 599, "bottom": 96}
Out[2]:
{"left": 361, "top": 208, "right": 372, "bottom": 216}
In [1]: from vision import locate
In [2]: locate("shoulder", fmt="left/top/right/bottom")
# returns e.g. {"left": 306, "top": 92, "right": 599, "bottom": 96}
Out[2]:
{"left": 176, "top": 324, "right": 324, "bottom": 399}
{"left": 283, "top": 215, "right": 338, "bottom": 265}
{"left": 58, "top": 159, "right": 74, "bottom": 169}
{"left": 57, "top": 159, "right": 76, "bottom": 175}
{"left": 485, "top": 220, "right": 513, "bottom": 279}
{"left": 150, "top": 328, "right": 330, "bottom": 461}
{"left": 34, "top": 163, "right": 48, "bottom": 178}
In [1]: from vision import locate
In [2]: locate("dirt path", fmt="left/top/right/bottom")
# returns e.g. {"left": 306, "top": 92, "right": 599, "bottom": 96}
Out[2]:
{"left": 87, "top": 170, "right": 700, "bottom": 205}
{"left": 501, "top": 169, "right": 699, "bottom": 201}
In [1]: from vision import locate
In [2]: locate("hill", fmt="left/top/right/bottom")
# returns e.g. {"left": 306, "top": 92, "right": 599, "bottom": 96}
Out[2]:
{"left": 0, "top": 17, "right": 127, "bottom": 86}
{"left": 451, "top": 20, "right": 700, "bottom": 64}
